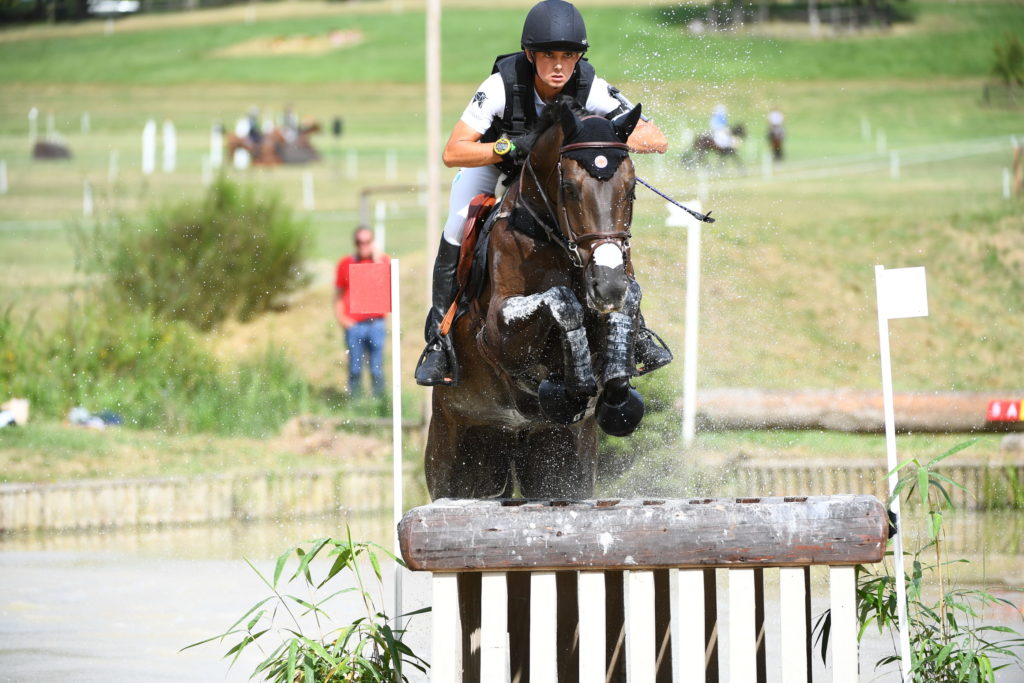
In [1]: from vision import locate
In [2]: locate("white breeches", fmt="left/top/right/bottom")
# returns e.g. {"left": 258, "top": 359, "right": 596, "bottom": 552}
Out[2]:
{"left": 442, "top": 165, "right": 503, "bottom": 246}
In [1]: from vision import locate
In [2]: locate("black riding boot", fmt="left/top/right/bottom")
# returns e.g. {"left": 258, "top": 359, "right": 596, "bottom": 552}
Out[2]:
{"left": 634, "top": 311, "right": 673, "bottom": 375}
{"left": 414, "top": 239, "right": 461, "bottom": 386}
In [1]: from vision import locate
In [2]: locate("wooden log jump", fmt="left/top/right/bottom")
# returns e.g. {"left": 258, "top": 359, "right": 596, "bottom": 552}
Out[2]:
{"left": 399, "top": 495, "right": 889, "bottom": 683}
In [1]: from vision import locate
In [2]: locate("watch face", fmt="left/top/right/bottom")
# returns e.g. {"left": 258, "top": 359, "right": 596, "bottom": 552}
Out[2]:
{"left": 495, "top": 138, "right": 511, "bottom": 155}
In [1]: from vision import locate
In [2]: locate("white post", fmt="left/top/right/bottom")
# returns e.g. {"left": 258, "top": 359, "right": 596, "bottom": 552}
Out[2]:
{"left": 876, "top": 129, "right": 887, "bottom": 154}
{"left": 390, "top": 259, "right": 404, "bottom": 632}
{"left": 142, "top": 119, "right": 157, "bottom": 176}
{"left": 209, "top": 125, "right": 224, "bottom": 170}
{"left": 162, "top": 120, "right": 177, "bottom": 173}
{"left": 0, "top": 160, "right": 7, "bottom": 196}
{"left": 46, "top": 112, "right": 56, "bottom": 140}
{"left": 875, "top": 264, "right": 928, "bottom": 682}
{"left": 201, "top": 156, "right": 212, "bottom": 187}
{"left": 779, "top": 567, "right": 809, "bottom": 683}
{"left": 104, "top": 17, "right": 114, "bottom": 35}
{"left": 682, "top": 201, "right": 703, "bottom": 447}
{"left": 81, "top": 112, "right": 90, "bottom": 135}
{"left": 346, "top": 149, "right": 359, "bottom": 179}
{"left": 481, "top": 572, "right": 511, "bottom": 682}
{"left": 28, "top": 107, "right": 38, "bottom": 144}
{"left": 860, "top": 114, "right": 871, "bottom": 142}
{"left": 530, "top": 572, "right": 558, "bottom": 683}
{"left": 425, "top": 0, "right": 442, "bottom": 426}
{"left": 672, "top": 569, "right": 707, "bottom": 683}
{"left": 728, "top": 569, "right": 757, "bottom": 683}
{"left": 82, "top": 179, "right": 94, "bottom": 218}
{"left": 108, "top": 150, "right": 119, "bottom": 185}
{"left": 829, "top": 566, "right": 858, "bottom": 683}
{"left": 375, "top": 200, "right": 387, "bottom": 251}
{"left": 761, "top": 150, "right": 772, "bottom": 180}
{"left": 578, "top": 571, "right": 606, "bottom": 683}
{"left": 1003, "top": 168, "right": 1012, "bottom": 199}
{"left": 386, "top": 149, "right": 398, "bottom": 181}
{"left": 625, "top": 570, "right": 656, "bottom": 683}
{"left": 890, "top": 151, "right": 900, "bottom": 179}
{"left": 303, "top": 170, "right": 315, "bottom": 211}
{"left": 431, "top": 573, "right": 460, "bottom": 683}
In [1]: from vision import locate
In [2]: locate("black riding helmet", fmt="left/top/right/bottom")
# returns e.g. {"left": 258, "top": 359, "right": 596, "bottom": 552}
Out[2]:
{"left": 520, "top": 0, "right": 589, "bottom": 53}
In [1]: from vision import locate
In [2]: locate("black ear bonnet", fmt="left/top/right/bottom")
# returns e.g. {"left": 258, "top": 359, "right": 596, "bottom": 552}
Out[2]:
{"left": 561, "top": 116, "right": 629, "bottom": 181}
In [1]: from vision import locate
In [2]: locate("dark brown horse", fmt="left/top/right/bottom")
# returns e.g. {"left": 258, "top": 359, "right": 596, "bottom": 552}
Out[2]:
{"left": 425, "top": 98, "right": 651, "bottom": 502}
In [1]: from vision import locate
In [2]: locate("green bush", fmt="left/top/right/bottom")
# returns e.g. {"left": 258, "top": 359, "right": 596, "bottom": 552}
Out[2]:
{"left": 0, "top": 303, "right": 309, "bottom": 437}
{"left": 83, "top": 177, "right": 310, "bottom": 331}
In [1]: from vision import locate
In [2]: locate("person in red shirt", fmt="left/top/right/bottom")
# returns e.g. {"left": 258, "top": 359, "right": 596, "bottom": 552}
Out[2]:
{"left": 335, "top": 227, "right": 391, "bottom": 399}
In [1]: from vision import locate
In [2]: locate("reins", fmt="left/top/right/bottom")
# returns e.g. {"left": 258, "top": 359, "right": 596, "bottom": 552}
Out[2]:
{"left": 519, "top": 139, "right": 633, "bottom": 268}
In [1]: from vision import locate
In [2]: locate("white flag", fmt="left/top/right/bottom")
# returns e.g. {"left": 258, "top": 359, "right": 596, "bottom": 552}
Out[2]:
{"left": 876, "top": 266, "right": 928, "bottom": 320}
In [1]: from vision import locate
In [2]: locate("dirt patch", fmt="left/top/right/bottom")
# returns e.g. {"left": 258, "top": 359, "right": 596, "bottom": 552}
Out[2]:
{"left": 210, "top": 29, "right": 364, "bottom": 58}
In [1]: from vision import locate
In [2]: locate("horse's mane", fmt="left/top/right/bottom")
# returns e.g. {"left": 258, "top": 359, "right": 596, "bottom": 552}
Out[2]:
{"left": 532, "top": 94, "right": 585, "bottom": 137}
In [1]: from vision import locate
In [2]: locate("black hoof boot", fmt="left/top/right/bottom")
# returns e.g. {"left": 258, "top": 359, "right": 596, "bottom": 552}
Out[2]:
{"left": 596, "top": 385, "right": 645, "bottom": 437}
{"left": 415, "top": 238, "right": 461, "bottom": 387}
{"left": 634, "top": 325, "right": 673, "bottom": 376}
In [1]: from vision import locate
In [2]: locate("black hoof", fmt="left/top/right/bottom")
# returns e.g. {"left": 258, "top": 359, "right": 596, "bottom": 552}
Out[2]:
{"left": 596, "top": 387, "right": 645, "bottom": 437}
{"left": 538, "top": 378, "right": 590, "bottom": 425}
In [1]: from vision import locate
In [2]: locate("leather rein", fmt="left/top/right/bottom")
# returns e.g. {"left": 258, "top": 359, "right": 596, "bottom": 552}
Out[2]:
{"left": 519, "top": 139, "right": 633, "bottom": 268}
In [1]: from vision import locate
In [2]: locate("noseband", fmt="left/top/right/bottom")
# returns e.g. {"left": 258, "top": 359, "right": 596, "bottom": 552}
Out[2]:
{"left": 519, "top": 139, "right": 633, "bottom": 268}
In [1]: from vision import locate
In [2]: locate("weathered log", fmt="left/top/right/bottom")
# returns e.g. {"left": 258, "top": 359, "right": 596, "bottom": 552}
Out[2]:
{"left": 695, "top": 389, "right": 1024, "bottom": 433}
{"left": 398, "top": 495, "right": 888, "bottom": 572}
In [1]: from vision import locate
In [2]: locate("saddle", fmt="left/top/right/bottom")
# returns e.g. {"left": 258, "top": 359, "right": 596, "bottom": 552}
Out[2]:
{"left": 437, "top": 192, "right": 504, "bottom": 337}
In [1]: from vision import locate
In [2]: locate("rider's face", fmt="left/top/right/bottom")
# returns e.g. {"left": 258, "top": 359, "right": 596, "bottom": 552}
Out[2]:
{"left": 528, "top": 50, "right": 582, "bottom": 93}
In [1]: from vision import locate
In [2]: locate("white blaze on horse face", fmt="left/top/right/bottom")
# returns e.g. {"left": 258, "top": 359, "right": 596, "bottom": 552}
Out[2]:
{"left": 592, "top": 242, "right": 624, "bottom": 269}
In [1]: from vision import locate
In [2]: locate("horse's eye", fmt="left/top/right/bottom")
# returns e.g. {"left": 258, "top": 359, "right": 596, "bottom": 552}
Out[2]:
{"left": 561, "top": 181, "right": 581, "bottom": 201}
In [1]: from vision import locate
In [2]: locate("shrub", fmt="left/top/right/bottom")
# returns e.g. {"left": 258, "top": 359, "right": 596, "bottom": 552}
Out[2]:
{"left": 0, "top": 303, "right": 309, "bottom": 437}
{"left": 83, "top": 177, "right": 310, "bottom": 331}
{"left": 992, "top": 33, "right": 1024, "bottom": 89}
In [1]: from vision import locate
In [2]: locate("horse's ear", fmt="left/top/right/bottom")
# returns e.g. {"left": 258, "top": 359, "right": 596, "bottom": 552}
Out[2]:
{"left": 614, "top": 104, "right": 643, "bottom": 143}
{"left": 559, "top": 101, "right": 582, "bottom": 141}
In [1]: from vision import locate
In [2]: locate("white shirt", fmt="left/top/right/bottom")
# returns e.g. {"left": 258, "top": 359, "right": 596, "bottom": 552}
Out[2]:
{"left": 460, "top": 71, "right": 623, "bottom": 136}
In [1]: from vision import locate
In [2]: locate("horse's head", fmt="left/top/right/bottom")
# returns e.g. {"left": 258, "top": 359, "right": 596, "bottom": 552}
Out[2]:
{"left": 523, "top": 97, "right": 642, "bottom": 314}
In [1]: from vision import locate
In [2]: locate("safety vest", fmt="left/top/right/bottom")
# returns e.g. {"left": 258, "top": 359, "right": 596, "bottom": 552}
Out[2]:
{"left": 482, "top": 51, "right": 595, "bottom": 174}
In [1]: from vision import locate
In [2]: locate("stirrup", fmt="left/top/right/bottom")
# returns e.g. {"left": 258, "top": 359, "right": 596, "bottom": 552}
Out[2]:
{"left": 414, "top": 335, "right": 459, "bottom": 387}
{"left": 634, "top": 327, "right": 673, "bottom": 376}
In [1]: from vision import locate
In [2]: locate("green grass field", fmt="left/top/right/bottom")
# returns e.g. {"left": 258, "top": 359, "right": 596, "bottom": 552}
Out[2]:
{"left": 1, "top": 0, "right": 1022, "bottom": 480}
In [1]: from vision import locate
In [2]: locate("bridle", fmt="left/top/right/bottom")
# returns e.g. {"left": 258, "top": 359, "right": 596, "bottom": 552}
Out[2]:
{"left": 519, "top": 138, "right": 633, "bottom": 269}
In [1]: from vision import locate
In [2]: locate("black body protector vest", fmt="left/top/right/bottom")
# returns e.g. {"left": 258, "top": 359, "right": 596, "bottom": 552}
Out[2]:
{"left": 482, "top": 51, "right": 597, "bottom": 176}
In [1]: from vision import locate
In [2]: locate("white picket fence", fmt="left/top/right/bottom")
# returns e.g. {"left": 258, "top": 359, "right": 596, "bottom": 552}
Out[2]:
{"left": 399, "top": 495, "right": 888, "bottom": 682}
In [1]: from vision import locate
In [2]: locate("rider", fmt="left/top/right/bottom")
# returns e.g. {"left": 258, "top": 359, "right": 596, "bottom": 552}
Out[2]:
{"left": 710, "top": 104, "right": 733, "bottom": 151}
{"left": 414, "top": 0, "right": 672, "bottom": 386}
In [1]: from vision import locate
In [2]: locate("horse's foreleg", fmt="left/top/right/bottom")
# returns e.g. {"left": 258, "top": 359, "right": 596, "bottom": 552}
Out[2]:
{"left": 602, "top": 279, "right": 642, "bottom": 399}
{"left": 499, "top": 286, "right": 597, "bottom": 396}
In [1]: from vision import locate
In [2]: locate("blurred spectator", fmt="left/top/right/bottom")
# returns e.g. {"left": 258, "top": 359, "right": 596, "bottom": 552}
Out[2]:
{"left": 768, "top": 106, "right": 785, "bottom": 161}
{"left": 334, "top": 227, "right": 390, "bottom": 399}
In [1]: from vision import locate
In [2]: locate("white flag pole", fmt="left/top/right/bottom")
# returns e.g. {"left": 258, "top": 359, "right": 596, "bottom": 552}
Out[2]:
{"left": 681, "top": 202, "right": 703, "bottom": 447}
{"left": 874, "top": 264, "right": 913, "bottom": 682}
{"left": 390, "top": 259, "right": 404, "bottom": 633}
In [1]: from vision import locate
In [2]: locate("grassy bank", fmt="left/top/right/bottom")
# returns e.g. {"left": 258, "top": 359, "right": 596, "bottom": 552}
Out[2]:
{"left": 1, "top": 0, "right": 1022, "bottom": 478}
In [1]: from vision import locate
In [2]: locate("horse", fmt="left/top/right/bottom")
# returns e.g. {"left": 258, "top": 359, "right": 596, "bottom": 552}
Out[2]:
{"left": 225, "top": 120, "right": 321, "bottom": 165}
{"left": 683, "top": 123, "right": 747, "bottom": 167}
{"left": 425, "top": 97, "right": 653, "bottom": 503}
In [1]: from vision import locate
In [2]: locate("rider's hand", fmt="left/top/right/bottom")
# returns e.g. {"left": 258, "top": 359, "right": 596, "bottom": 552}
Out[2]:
{"left": 507, "top": 133, "right": 535, "bottom": 164}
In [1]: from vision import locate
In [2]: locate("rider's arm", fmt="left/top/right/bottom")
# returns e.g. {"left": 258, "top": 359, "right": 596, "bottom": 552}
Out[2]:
{"left": 442, "top": 120, "right": 501, "bottom": 168}
{"left": 626, "top": 119, "right": 668, "bottom": 154}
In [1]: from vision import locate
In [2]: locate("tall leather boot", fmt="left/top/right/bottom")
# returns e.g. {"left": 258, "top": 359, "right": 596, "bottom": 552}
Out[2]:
{"left": 634, "top": 310, "right": 673, "bottom": 375}
{"left": 414, "top": 239, "right": 461, "bottom": 386}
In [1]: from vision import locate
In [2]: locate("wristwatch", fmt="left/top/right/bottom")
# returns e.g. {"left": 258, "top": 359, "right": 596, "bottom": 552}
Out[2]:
{"left": 493, "top": 137, "right": 515, "bottom": 157}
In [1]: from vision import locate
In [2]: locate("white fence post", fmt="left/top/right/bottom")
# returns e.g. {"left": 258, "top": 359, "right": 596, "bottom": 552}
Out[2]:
{"left": 530, "top": 572, "right": 558, "bottom": 683}
{"left": 1003, "top": 167, "right": 1012, "bottom": 199}
{"left": 889, "top": 151, "right": 900, "bottom": 179}
{"left": 625, "top": 570, "right": 656, "bottom": 683}
{"left": 162, "top": 120, "right": 177, "bottom": 173}
{"left": 142, "top": 119, "right": 157, "bottom": 176}
{"left": 347, "top": 149, "right": 359, "bottom": 179}
{"left": 830, "top": 565, "right": 858, "bottom": 683}
{"left": 0, "top": 160, "right": 7, "bottom": 195}
{"left": 386, "top": 149, "right": 398, "bottom": 181}
{"left": 779, "top": 566, "right": 811, "bottom": 683}
{"left": 82, "top": 179, "right": 94, "bottom": 218}
{"left": 209, "top": 125, "right": 224, "bottom": 170}
{"left": 432, "top": 573, "right": 460, "bottom": 683}
{"left": 480, "top": 572, "right": 510, "bottom": 682}
{"left": 81, "top": 112, "right": 90, "bottom": 135}
{"left": 578, "top": 571, "right": 606, "bottom": 683}
{"left": 303, "top": 171, "right": 315, "bottom": 210}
